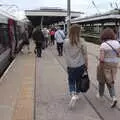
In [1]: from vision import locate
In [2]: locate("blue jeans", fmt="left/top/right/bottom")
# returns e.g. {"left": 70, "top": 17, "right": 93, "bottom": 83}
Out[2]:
{"left": 67, "top": 65, "right": 85, "bottom": 94}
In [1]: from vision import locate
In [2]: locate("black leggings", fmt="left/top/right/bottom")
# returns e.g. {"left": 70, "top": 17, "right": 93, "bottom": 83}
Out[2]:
{"left": 57, "top": 42, "right": 63, "bottom": 56}
{"left": 51, "top": 35, "right": 55, "bottom": 45}
{"left": 36, "top": 44, "right": 42, "bottom": 57}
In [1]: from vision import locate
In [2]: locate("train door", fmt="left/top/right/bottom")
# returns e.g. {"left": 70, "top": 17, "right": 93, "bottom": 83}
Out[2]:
{"left": 0, "top": 23, "right": 11, "bottom": 75}
{"left": 8, "top": 19, "right": 16, "bottom": 59}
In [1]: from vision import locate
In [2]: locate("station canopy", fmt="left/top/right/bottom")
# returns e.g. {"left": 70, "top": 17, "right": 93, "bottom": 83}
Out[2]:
{"left": 71, "top": 9, "right": 120, "bottom": 24}
{"left": 25, "top": 7, "right": 83, "bottom": 27}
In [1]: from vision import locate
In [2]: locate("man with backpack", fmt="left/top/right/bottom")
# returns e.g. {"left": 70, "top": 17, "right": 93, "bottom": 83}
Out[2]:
{"left": 42, "top": 28, "right": 49, "bottom": 48}
{"left": 32, "top": 27, "right": 45, "bottom": 57}
{"left": 21, "top": 28, "right": 30, "bottom": 53}
{"left": 55, "top": 26, "right": 65, "bottom": 56}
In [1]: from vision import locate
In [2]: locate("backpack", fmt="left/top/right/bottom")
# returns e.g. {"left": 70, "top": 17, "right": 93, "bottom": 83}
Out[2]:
{"left": 50, "top": 31, "right": 55, "bottom": 35}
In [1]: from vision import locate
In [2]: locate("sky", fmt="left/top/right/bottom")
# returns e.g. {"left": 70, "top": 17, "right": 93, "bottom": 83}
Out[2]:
{"left": 0, "top": 0, "right": 120, "bottom": 19}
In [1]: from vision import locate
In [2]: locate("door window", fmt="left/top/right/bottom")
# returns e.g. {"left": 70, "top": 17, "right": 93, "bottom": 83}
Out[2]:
{"left": 0, "top": 24, "right": 9, "bottom": 54}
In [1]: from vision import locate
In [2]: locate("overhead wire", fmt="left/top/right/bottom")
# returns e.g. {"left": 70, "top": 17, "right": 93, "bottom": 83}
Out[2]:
{"left": 83, "top": 0, "right": 93, "bottom": 16}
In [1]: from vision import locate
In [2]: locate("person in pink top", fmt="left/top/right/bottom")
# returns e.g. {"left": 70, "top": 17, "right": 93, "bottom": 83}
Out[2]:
{"left": 50, "top": 28, "right": 55, "bottom": 45}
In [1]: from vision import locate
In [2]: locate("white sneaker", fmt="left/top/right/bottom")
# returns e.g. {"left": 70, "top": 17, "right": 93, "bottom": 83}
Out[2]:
{"left": 96, "top": 93, "right": 104, "bottom": 101}
{"left": 69, "top": 95, "right": 77, "bottom": 109}
{"left": 75, "top": 95, "right": 80, "bottom": 100}
{"left": 111, "top": 96, "right": 117, "bottom": 108}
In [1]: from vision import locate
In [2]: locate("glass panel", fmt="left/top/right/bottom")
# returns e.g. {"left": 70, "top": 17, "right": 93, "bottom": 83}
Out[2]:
{"left": 0, "top": 24, "right": 9, "bottom": 55}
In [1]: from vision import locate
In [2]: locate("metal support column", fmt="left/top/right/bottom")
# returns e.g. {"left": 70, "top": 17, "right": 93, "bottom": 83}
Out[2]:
{"left": 41, "top": 16, "right": 44, "bottom": 29}
{"left": 67, "top": 0, "right": 71, "bottom": 34}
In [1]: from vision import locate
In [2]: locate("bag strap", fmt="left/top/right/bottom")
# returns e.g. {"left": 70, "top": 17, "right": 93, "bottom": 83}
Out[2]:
{"left": 105, "top": 41, "right": 119, "bottom": 56}
{"left": 79, "top": 45, "right": 88, "bottom": 72}
{"left": 58, "top": 31, "right": 64, "bottom": 39}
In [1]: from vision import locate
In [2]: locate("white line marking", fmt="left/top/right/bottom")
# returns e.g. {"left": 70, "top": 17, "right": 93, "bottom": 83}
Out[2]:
{"left": 0, "top": 59, "right": 16, "bottom": 83}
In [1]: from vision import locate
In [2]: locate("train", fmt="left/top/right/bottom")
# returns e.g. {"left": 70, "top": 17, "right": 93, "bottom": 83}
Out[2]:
{"left": 0, "top": 10, "right": 29, "bottom": 76}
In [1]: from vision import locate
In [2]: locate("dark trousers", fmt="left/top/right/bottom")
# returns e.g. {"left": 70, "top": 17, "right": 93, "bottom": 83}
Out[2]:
{"left": 45, "top": 37, "right": 48, "bottom": 48}
{"left": 36, "top": 44, "right": 42, "bottom": 57}
{"left": 57, "top": 42, "right": 63, "bottom": 56}
{"left": 51, "top": 35, "right": 55, "bottom": 45}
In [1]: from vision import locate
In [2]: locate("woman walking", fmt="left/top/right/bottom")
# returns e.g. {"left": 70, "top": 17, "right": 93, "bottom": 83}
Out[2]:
{"left": 55, "top": 26, "right": 65, "bottom": 56}
{"left": 50, "top": 28, "right": 55, "bottom": 45}
{"left": 32, "top": 27, "right": 45, "bottom": 57}
{"left": 64, "top": 24, "right": 88, "bottom": 108}
{"left": 97, "top": 28, "right": 120, "bottom": 107}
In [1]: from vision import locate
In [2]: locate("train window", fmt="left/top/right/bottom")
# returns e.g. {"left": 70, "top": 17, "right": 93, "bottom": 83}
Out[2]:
{"left": 0, "top": 25, "right": 9, "bottom": 54}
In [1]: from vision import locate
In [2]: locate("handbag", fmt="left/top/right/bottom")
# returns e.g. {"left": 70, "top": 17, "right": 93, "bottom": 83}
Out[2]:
{"left": 78, "top": 43, "right": 90, "bottom": 93}
{"left": 79, "top": 66, "right": 90, "bottom": 93}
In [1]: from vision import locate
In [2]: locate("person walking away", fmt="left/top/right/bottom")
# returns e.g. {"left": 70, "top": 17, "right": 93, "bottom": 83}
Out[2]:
{"left": 64, "top": 24, "right": 88, "bottom": 108}
{"left": 97, "top": 28, "right": 120, "bottom": 108}
{"left": 32, "top": 27, "right": 45, "bottom": 57}
{"left": 21, "top": 28, "right": 30, "bottom": 53}
{"left": 55, "top": 26, "right": 65, "bottom": 56}
{"left": 42, "top": 28, "right": 49, "bottom": 48}
{"left": 50, "top": 28, "right": 55, "bottom": 45}
{"left": 28, "top": 25, "right": 33, "bottom": 39}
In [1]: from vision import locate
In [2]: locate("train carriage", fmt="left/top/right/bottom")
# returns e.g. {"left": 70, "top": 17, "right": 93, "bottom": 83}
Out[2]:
{"left": 0, "top": 11, "right": 28, "bottom": 76}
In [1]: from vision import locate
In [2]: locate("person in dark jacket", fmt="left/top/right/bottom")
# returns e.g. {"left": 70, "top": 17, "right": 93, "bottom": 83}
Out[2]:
{"left": 21, "top": 28, "right": 30, "bottom": 53}
{"left": 32, "top": 27, "right": 45, "bottom": 57}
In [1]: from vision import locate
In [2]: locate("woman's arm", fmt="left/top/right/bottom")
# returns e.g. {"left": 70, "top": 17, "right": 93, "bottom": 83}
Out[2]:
{"left": 84, "top": 54, "right": 88, "bottom": 68}
{"left": 81, "top": 40, "right": 88, "bottom": 68}
{"left": 99, "top": 49, "right": 104, "bottom": 62}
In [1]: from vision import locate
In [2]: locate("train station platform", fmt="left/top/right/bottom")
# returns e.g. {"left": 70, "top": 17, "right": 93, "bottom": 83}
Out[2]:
{"left": 0, "top": 41, "right": 120, "bottom": 120}
{"left": 0, "top": 41, "right": 35, "bottom": 120}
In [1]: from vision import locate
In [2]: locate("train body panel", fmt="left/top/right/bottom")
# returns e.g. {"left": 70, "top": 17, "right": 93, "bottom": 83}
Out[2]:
{"left": 0, "top": 49, "right": 11, "bottom": 75}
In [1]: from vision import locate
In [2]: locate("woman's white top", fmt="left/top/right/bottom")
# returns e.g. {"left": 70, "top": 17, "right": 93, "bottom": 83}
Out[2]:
{"left": 100, "top": 40, "right": 120, "bottom": 63}
{"left": 64, "top": 38, "right": 87, "bottom": 68}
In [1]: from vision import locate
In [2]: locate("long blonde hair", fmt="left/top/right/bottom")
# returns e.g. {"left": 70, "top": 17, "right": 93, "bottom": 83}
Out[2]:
{"left": 69, "top": 24, "right": 81, "bottom": 46}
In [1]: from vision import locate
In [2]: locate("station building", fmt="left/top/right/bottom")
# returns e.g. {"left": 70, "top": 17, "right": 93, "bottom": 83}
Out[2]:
{"left": 25, "top": 7, "right": 83, "bottom": 27}
{"left": 71, "top": 9, "right": 120, "bottom": 34}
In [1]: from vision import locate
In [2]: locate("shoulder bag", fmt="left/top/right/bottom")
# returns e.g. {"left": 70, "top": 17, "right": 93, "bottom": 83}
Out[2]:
{"left": 79, "top": 66, "right": 90, "bottom": 92}
{"left": 78, "top": 45, "right": 90, "bottom": 93}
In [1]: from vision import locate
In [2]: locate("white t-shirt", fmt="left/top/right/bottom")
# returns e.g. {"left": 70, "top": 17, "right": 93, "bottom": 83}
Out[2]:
{"left": 100, "top": 40, "right": 120, "bottom": 63}
{"left": 42, "top": 29, "right": 49, "bottom": 38}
